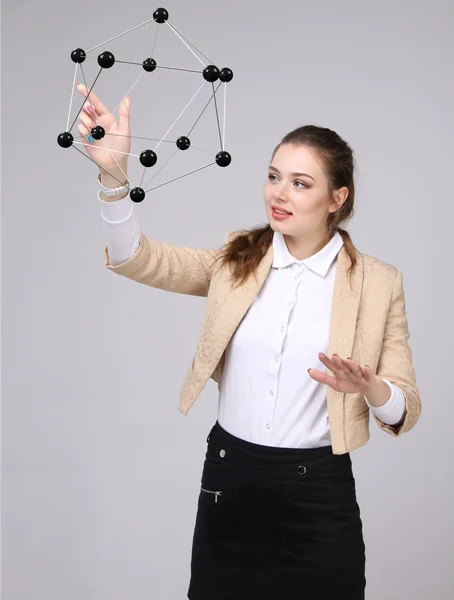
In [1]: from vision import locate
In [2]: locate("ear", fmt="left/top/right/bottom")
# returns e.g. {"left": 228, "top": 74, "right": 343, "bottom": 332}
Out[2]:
{"left": 332, "top": 186, "right": 349, "bottom": 211}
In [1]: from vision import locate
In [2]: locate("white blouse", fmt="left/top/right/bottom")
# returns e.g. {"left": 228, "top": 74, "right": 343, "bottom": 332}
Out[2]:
{"left": 100, "top": 193, "right": 406, "bottom": 448}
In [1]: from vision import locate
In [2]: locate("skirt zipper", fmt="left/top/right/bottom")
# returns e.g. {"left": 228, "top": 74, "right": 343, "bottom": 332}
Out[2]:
{"left": 201, "top": 487, "right": 222, "bottom": 503}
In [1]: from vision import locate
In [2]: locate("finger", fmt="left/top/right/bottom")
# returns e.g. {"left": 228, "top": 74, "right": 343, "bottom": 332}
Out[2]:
{"left": 77, "top": 122, "right": 90, "bottom": 138}
{"left": 330, "top": 356, "right": 356, "bottom": 383}
{"left": 318, "top": 355, "right": 345, "bottom": 383}
{"left": 78, "top": 110, "right": 95, "bottom": 131}
{"left": 308, "top": 369, "right": 339, "bottom": 389}
{"left": 343, "top": 357, "right": 365, "bottom": 378}
{"left": 118, "top": 96, "right": 130, "bottom": 133}
{"left": 77, "top": 123, "right": 94, "bottom": 149}
{"left": 318, "top": 352, "right": 336, "bottom": 370}
{"left": 320, "top": 353, "right": 348, "bottom": 376}
{"left": 76, "top": 83, "right": 110, "bottom": 116}
{"left": 362, "top": 365, "right": 375, "bottom": 382}
{"left": 308, "top": 368, "right": 326, "bottom": 382}
{"left": 83, "top": 102, "right": 98, "bottom": 119}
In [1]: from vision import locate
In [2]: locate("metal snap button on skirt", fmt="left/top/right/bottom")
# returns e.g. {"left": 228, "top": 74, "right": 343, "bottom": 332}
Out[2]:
{"left": 188, "top": 421, "right": 366, "bottom": 600}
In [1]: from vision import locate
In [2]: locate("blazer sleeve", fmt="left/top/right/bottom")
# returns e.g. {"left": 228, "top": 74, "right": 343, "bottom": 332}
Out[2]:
{"left": 103, "top": 230, "right": 226, "bottom": 297}
{"left": 373, "top": 269, "right": 422, "bottom": 437}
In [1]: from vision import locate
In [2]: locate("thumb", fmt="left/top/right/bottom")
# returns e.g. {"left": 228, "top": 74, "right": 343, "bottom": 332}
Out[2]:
{"left": 118, "top": 96, "right": 130, "bottom": 132}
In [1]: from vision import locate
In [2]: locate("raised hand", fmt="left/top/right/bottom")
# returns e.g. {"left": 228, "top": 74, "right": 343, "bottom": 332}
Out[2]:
{"left": 75, "top": 84, "right": 131, "bottom": 174}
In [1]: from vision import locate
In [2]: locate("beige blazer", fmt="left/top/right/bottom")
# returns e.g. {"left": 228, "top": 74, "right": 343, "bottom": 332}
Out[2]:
{"left": 104, "top": 229, "right": 421, "bottom": 455}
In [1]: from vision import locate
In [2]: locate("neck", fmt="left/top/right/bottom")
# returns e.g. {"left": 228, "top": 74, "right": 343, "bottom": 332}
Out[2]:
{"left": 283, "top": 229, "right": 333, "bottom": 261}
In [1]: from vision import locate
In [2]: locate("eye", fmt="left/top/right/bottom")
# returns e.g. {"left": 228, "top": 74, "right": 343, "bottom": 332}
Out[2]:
{"left": 267, "top": 174, "right": 307, "bottom": 189}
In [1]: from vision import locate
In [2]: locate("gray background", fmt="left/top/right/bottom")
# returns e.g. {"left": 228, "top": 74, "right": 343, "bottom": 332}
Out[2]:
{"left": 2, "top": 0, "right": 453, "bottom": 598}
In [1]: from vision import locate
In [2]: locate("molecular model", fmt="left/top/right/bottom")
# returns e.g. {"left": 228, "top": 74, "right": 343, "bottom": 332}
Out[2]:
{"left": 57, "top": 7, "right": 233, "bottom": 202}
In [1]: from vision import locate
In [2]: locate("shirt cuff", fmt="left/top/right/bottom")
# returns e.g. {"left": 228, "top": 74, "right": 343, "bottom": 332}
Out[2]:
{"left": 99, "top": 190, "right": 141, "bottom": 266}
{"left": 365, "top": 378, "right": 407, "bottom": 426}
{"left": 98, "top": 189, "right": 134, "bottom": 223}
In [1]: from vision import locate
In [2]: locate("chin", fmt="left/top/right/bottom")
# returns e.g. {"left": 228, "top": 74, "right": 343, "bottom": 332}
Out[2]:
{"left": 269, "top": 217, "right": 289, "bottom": 228}
{"left": 267, "top": 208, "right": 292, "bottom": 232}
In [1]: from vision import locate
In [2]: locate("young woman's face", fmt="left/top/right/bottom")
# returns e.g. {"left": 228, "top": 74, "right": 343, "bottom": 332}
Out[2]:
{"left": 264, "top": 143, "right": 341, "bottom": 236}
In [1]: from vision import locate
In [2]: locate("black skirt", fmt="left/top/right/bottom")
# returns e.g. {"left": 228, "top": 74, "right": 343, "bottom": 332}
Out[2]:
{"left": 188, "top": 421, "right": 366, "bottom": 600}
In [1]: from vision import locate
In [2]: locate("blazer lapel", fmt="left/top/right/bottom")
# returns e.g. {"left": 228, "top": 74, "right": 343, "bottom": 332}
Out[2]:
{"left": 328, "top": 245, "right": 364, "bottom": 367}
{"left": 196, "top": 243, "right": 275, "bottom": 376}
{"left": 180, "top": 243, "right": 275, "bottom": 413}
{"left": 325, "top": 246, "right": 364, "bottom": 437}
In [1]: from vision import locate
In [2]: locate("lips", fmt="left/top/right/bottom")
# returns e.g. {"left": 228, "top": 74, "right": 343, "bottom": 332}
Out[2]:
{"left": 272, "top": 205, "right": 292, "bottom": 215}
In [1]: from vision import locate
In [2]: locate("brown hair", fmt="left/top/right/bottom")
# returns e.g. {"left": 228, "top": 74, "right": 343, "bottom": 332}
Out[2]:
{"left": 214, "top": 125, "right": 359, "bottom": 288}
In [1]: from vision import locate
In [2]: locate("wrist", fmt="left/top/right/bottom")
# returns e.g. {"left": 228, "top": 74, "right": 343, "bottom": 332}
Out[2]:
{"left": 99, "top": 172, "right": 128, "bottom": 189}
{"left": 98, "top": 170, "right": 130, "bottom": 203}
{"left": 364, "top": 376, "right": 392, "bottom": 407}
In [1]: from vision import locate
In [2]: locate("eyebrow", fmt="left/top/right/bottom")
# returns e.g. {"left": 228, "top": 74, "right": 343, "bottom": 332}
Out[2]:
{"left": 268, "top": 165, "right": 316, "bottom": 182}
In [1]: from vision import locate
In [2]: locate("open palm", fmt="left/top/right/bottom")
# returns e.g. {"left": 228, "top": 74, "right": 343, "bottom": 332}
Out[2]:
{"left": 308, "top": 353, "right": 376, "bottom": 394}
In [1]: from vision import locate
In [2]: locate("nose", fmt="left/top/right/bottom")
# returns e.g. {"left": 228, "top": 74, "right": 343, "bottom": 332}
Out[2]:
{"left": 273, "top": 183, "right": 290, "bottom": 203}
{"left": 272, "top": 179, "right": 291, "bottom": 198}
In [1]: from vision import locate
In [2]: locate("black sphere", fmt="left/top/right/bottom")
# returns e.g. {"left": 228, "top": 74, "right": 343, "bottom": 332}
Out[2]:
{"left": 90, "top": 125, "right": 105, "bottom": 140}
{"left": 71, "top": 48, "right": 86, "bottom": 64}
{"left": 57, "top": 132, "right": 74, "bottom": 148}
{"left": 140, "top": 149, "right": 157, "bottom": 167}
{"left": 130, "top": 187, "right": 145, "bottom": 203}
{"left": 142, "top": 58, "right": 157, "bottom": 72}
{"left": 219, "top": 67, "right": 234, "bottom": 83}
{"left": 176, "top": 136, "right": 191, "bottom": 150}
{"left": 153, "top": 8, "right": 169, "bottom": 23}
{"left": 216, "top": 151, "right": 231, "bottom": 167}
{"left": 97, "top": 51, "right": 115, "bottom": 69}
{"left": 203, "top": 65, "right": 220, "bottom": 82}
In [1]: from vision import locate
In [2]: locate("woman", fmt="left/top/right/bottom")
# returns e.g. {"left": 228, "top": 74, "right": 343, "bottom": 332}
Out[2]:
{"left": 76, "top": 84, "right": 421, "bottom": 599}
